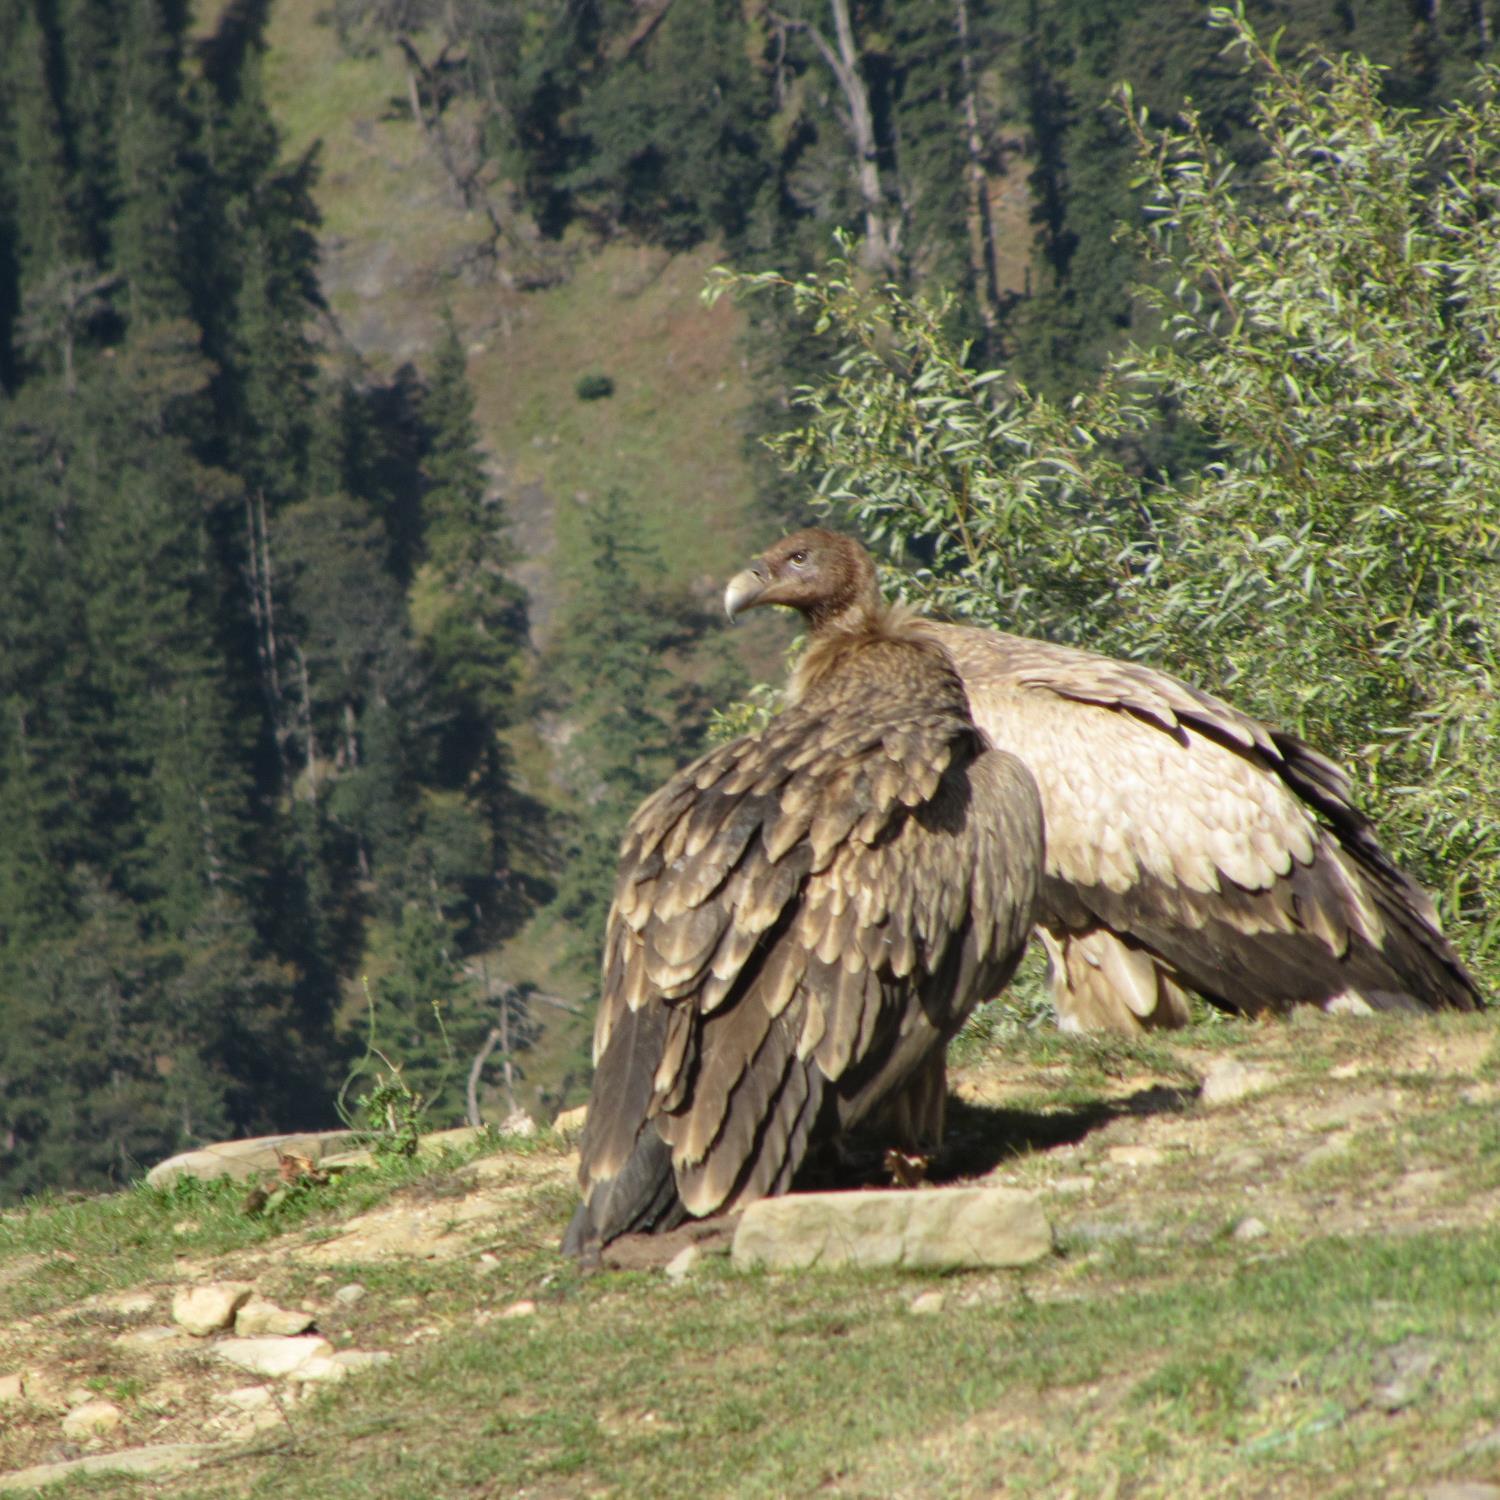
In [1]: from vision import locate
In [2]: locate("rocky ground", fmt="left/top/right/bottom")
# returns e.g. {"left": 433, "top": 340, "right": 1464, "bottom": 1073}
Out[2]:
{"left": 2, "top": 1012, "right": 1499, "bottom": 1496}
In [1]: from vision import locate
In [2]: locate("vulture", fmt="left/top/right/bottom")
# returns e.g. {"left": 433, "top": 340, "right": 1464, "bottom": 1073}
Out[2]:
{"left": 562, "top": 531, "right": 1043, "bottom": 1258}
{"left": 744, "top": 531, "right": 1481, "bottom": 1032}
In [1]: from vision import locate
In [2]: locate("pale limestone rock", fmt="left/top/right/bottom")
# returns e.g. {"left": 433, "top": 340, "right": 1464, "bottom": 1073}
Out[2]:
{"left": 95, "top": 1291, "right": 156, "bottom": 1317}
{"left": 0, "top": 1445, "right": 214, "bottom": 1492}
{"left": 146, "top": 1130, "right": 356, "bottom": 1188}
{"left": 552, "top": 1105, "right": 588, "bottom": 1140}
{"left": 288, "top": 1350, "right": 392, "bottom": 1384}
{"left": 234, "top": 1298, "right": 315, "bottom": 1337}
{"left": 1105, "top": 1145, "right": 1165, "bottom": 1169}
{"left": 663, "top": 1246, "right": 701, "bottom": 1283}
{"left": 217, "top": 1385, "right": 273, "bottom": 1412}
{"left": 501, "top": 1300, "right": 537, "bottom": 1319}
{"left": 500, "top": 1108, "right": 537, "bottom": 1138}
{"left": 731, "top": 1187, "right": 1052, "bottom": 1273}
{"left": 1232, "top": 1216, "right": 1269, "bottom": 1242}
{"left": 1199, "top": 1057, "right": 1277, "bottom": 1107}
{"left": 333, "top": 1283, "right": 367, "bottom": 1307}
{"left": 172, "top": 1282, "right": 254, "bottom": 1336}
{"left": 114, "top": 1325, "right": 186, "bottom": 1351}
{"left": 61, "top": 1400, "right": 123, "bottom": 1438}
{"left": 475, "top": 1254, "right": 502, "bottom": 1276}
{"left": 215, "top": 1335, "right": 333, "bottom": 1378}
{"left": 909, "top": 1291, "right": 946, "bottom": 1315}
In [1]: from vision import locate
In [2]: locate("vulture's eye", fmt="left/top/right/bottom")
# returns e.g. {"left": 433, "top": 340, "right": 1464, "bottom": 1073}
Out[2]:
{"left": 787, "top": 549, "right": 808, "bottom": 566}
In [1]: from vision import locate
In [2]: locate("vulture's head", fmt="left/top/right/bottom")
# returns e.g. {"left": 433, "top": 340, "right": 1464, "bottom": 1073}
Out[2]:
{"left": 723, "top": 529, "right": 880, "bottom": 632}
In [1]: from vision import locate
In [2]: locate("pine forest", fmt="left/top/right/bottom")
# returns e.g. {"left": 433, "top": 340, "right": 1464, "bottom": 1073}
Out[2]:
{"left": 1, "top": 0, "right": 1496, "bottom": 1201}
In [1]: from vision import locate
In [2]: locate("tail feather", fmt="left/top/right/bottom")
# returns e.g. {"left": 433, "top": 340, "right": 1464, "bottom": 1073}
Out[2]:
{"left": 562, "top": 1124, "right": 684, "bottom": 1262}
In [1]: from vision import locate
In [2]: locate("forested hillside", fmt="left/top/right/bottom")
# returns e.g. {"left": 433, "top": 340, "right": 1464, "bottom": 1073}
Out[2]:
{"left": 1, "top": 0, "right": 1493, "bottom": 1201}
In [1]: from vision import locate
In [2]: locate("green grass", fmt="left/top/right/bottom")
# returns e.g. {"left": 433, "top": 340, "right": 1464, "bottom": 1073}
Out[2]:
{"left": 120, "top": 1227, "right": 1500, "bottom": 1499}
{"left": 0, "top": 1136, "right": 532, "bottom": 1323}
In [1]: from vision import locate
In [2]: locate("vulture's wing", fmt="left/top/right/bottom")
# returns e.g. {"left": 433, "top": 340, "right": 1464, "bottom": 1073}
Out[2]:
{"left": 566, "top": 635, "right": 1041, "bottom": 1254}
{"left": 921, "top": 622, "right": 1480, "bottom": 1030}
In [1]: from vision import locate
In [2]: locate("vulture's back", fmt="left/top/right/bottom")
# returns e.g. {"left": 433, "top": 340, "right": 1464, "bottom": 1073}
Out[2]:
{"left": 919, "top": 621, "right": 1481, "bottom": 1029}
{"left": 565, "top": 625, "right": 1042, "bottom": 1257}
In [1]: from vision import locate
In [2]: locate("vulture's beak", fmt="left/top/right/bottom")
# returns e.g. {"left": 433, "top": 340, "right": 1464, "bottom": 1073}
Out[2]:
{"left": 724, "top": 562, "right": 770, "bottom": 622}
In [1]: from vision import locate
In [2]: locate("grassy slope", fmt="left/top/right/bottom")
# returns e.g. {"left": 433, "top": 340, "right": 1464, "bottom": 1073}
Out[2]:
{"left": 4, "top": 1016, "right": 1500, "bottom": 1496}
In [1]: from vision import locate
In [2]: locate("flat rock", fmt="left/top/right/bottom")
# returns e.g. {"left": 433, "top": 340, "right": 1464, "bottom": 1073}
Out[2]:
{"left": 731, "top": 1187, "right": 1052, "bottom": 1272}
{"left": 61, "top": 1399, "right": 123, "bottom": 1438}
{"left": 234, "top": 1298, "right": 315, "bottom": 1337}
{"left": 1199, "top": 1058, "right": 1277, "bottom": 1106}
{"left": 172, "top": 1282, "right": 254, "bottom": 1336}
{"left": 146, "top": 1131, "right": 356, "bottom": 1188}
{"left": 1232, "top": 1216, "right": 1270, "bottom": 1242}
{"left": 215, "top": 1335, "right": 334, "bottom": 1378}
{"left": 0, "top": 1444, "right": 215, "bottom": 1492}
{"left": 114, "top": 1325, "right": 187, "bottom": 1351}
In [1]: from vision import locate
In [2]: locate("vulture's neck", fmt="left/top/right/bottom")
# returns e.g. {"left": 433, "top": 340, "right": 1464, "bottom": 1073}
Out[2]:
{"left": 789, "top": 591, "right": 921, "bottom": 706}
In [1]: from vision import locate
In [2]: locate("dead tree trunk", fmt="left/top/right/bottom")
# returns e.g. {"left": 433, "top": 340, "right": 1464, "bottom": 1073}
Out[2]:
{"left": 955, "top": 0, "right": 999, "bottom": 336}
{"left": 774, "top": 1, "right": 901, "bottom": 273}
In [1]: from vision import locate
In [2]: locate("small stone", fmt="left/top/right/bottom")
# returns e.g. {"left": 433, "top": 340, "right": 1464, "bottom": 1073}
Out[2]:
{"left": 1047, "top": 1175, "right": 1094, "bottom": 1195}
{"left": 0, "top": 1373, "right": 21, "bottom": 1404}
{"left": 285, "top": 1356, "right": 347, "bottom": 1384}
{"left": 664, "top": 1246, "right": 701, "bottom": 1283}
{"left": 114, "top": 1325, "right": 186, "bottom": 1351}
{"left": 909, "top": 1291, "right": 946, "bottom": 1315}
{"left": 500, "top": 1108, "right": 537, "bottom": 1138}
{"left": 1232, "top": 1216, "right": 1269, "bottom": 1242}
{"left": 332, "top": 1350, "right": 391, "bottom": 1374}
{"left": 215, "top": 1335, "right": 334, "bottom": 1378}
{"left": 102, "top": 1291, "right": 156, "bottom": 1316}
{"left": 172, "top": 1281, "right": 254, "bottom": 1336}
{"left": 501, "top": 1300, "right": 537, "bottom": 1319}
{"left": 172, "top": 1219, "right": 200, "bottom": 1235}
{"left": 235, "top": 1298, "right": 315, "bottom": 1337}
{"left": 1217, "top": 1148, "right": 1266, "bottom": 1175}
{"left": 552, "top": 1105, "right": 588, "bottom": 1140}
{"left": 61, "top": 1399, "right": 123, "bottom": 1438}
{"left": 1199, "top": 1058, "right": 1277, "bottom": 1107}
{"left": 1393, "top": 1169, "right": 1450, "bottom": 1202}
{"left": 1106, "top": 1145, "right": 1165, "bottom": 1169}
{"left": 1298, "top": 1131, "right": 1355, "bottom": 1168}
{"left": 1372, "top": 1337, "right": 1443, "bottom": 1412}
{"left": 333, "top": 1282, "right": 366, "bottom": 1307}
{"left": 1328, "top": 1062, "right": 1364, "bottom": 1080}
{"left": 475, "top": 1253, "right": 502, "bottom": 1276}
{"left": 732, "top": 1186, "right": 1052, "bottom": 1272}
{"left": 218, "top": 1386, "right": 273, "bottom": 1412}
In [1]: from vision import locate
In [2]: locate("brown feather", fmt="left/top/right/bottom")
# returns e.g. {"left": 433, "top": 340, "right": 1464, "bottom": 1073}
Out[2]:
{"left": 564, "top": 530, "right": 1044, "bottom": 1258}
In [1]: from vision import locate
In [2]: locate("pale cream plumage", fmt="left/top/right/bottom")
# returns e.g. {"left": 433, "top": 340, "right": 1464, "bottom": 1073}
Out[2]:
{"left": 919, "top": 620, "right": 1482, "bottom": 1031}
